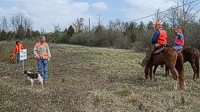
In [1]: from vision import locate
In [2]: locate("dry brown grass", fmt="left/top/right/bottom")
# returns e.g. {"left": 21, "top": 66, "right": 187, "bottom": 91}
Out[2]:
{"left": 0, "top": 40, "right": 200, "bottom": 112}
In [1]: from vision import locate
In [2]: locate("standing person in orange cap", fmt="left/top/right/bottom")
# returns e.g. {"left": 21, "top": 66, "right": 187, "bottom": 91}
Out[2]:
{"left": 139, "top": 22, "right": 168, "bottom": 67}
{"left": 173, "top": 28, "right": 184, "bottom": 50}
{"left": 12, "top": 40, "right": 24, "bottom": 64}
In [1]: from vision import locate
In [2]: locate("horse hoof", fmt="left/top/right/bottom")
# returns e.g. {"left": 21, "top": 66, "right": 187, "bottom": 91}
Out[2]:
{"left": 154, "top": 78, "right": 157, "bottom": 82}
{"left": 179, "top": 87, "right": 186, "bottom": 90}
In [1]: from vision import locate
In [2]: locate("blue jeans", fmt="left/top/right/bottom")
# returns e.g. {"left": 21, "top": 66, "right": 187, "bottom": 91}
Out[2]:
{"left": 37, "top": 59, "right": 48, "bottom": 80}
{"left": 17, "top": 53, "right": 22, "bottom": 64}
{"left": 173, "top": 44, "right": 183, "bottom": 51}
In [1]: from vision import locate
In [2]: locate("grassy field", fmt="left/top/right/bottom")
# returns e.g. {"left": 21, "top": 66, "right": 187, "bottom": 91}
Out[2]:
{"left": 0, "top": 40, "right": 200, "bottom": 112}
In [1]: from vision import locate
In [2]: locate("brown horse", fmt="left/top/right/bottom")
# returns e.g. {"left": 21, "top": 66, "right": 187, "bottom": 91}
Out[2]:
{"left": 145, "top": 46, "right": 186, "bottom": 90}
{"left": 153, "top": 47, "right": 200, "bottom": 80}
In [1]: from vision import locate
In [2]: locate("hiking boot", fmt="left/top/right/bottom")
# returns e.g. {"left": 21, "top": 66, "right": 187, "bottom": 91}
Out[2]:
{"left": 138, "top": 62, "right": 146, "bottom": 67}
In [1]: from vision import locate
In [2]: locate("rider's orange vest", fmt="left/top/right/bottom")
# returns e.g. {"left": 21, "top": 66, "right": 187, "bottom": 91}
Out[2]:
{"left": 13, "top": 44, "right": 24, "bottom": 53}
{"left": 158, "top": 30, "right": 168, "bottom": 45}
{"left": 35, "top": 42, "right": 49, "bottom": 59}
{"left": 175, "top": 36, "right": 184, "bottom": 46}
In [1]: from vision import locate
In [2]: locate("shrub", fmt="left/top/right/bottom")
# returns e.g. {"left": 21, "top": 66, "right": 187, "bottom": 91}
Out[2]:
{"left": 113, "top": 36, "right": 133, "bottom": 49}
{"left": 69, "top": 33, "right": 98, "bottom": 46}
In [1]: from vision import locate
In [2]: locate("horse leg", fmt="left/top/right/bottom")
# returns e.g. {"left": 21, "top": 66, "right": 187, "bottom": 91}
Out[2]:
{"left": 196, "top": 56, "right": 199, "bottom": 79}
{"left": 168, "top": 67, "right": 178, "bottom": 90}
{"left": 164, "top": 66, "right": 169, "bottom": 77}
{"left": 174, "top": 79, "right": 178, "bottom": 90}
{"left": 153, "top": 65, "right": 158, "bottom": 75}
{"left": 169, "top": 67, "right": 178, "bottom": 80}
{"left": 190, "top": 62, "right": 197, "bottom": 80}
{"left": 145, "top": 65, "right": 150, "bottom": 79}
{"left": 150, "top": 66, "right": 153, "bottom": 80}
{"left": 176, "top": 52, "right": 186, "bottom": 90}
{"left": 153, "top": 65, "right": 158, "bottom": 81}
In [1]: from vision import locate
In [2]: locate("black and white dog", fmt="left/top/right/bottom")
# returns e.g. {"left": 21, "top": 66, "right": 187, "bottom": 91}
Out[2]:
{"left": 23, "top": 70, "right": 43, "bottom": 88}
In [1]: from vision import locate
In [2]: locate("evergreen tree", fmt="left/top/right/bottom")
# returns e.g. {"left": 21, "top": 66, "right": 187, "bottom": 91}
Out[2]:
{"left": 147, "top": 21, "right": 154, "bottom": 30}
{"left": 26, "top": 28, "right": 31, "bottom": 38}
{"left": 67, "top": 25, "right": 75, "bottom": 37}
{"left": 138, "top": 21, "right": 145, "bottom": 31}
{"left": 16, "top": 25, "right": 25, "bottom": 39}
{"left": 0, "top": 30, "right": 6, "bottom": 41}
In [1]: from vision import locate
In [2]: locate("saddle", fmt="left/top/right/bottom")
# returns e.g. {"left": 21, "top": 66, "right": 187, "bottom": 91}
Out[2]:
{"left": 153, "top": 45, "right": 167, "bottom": 54}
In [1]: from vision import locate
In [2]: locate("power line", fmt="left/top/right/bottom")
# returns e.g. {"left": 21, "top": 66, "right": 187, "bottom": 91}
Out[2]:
{"left": 129, "top": 0, "right": 157, "bottom": 10}
{"left": 129, "top": 0, "right": 173, "bottom": 18}
{"left": 132, "top": 0, "right": 200, "bottom": 22}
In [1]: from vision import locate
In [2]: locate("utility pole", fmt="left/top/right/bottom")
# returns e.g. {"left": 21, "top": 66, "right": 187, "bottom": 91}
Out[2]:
{"left": 89, "top": 18, "right": 90, "bottom": 32}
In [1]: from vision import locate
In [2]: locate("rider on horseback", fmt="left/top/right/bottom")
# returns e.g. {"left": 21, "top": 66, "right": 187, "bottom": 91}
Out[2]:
{"left": 139, "top": 22, "right": 168, "bottom": 67}
{"left": 173, "top": 28, "right": 184, "bottom": 51}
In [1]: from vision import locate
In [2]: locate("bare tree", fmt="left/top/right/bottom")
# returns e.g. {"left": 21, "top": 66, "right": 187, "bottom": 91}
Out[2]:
{"left": 165, "top": 0, "right": 200, "bottom": 29}
{"left": 115, "top": 19, "right": 125, "bottom": 33}
{"left": 94, "top": 15, "right": 104, "bottom": 34}
{"left": 107, "top": 20, "right": 117, "bottom": 31}
{"left": 164, "top": 0, "right": 200, "bottom": 47}
{"left": 53, "top": 23, "right": 61, "bottom": 33}
{"left": 10, "top": 12, "right": 32, "bottom": 32}
{"left": 24, "top": 17, "right": 32, "bottom": 31}
{"left": 1, "top": 16, "right": 8, "bottom": 31}
{"left": 40, "top": 28, "right": 46, "bottom": 34}
{"left": 72, "top": 17, "right": 84, "bottom": 33}
{"left": 165, "top": 6, "right": 179, "bottom": 28}
{"left": 153, "top": 9, "right": 165, "bottom": 23}
{"left": 96, "top": 15, "right": 103, "bottom": 27}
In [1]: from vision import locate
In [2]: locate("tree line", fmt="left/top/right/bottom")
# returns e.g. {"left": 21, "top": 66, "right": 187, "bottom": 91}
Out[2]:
{"left": 0, "top": 0, "right": 200, "bottom": 51}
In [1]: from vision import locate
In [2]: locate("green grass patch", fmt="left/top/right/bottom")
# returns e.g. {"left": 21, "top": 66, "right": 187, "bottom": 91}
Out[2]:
{"left": 0, "top": 85, "right": 16, "bottom": 112}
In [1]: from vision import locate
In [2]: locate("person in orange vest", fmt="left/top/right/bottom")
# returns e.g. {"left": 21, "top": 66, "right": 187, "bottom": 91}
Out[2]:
{"left": 139, "top": 22, "right": 168, "bottom": 67}
{"left": 34, "top": 36, "right": 51, "bottom": 81}
{"left": 12, "top": 41, "right": 24, "bottom": 64}
{"left": 173, "top": 28, "right": 184, "bottom": 50}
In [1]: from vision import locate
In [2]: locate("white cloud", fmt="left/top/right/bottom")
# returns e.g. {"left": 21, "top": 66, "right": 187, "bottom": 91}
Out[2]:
{"left": 0, "top": 0, "right": 183, "bottom": 32}
{"left": 122, "top": 0, "right": 176, "bottom": 22}
{"left": 92, "top": 2, "right": 108, "bottom": 11}
{"left": 124, "top": 0, "right": 175, "bottom": 9}
{"left": 0, "top": 8, "right": 6, "bottom": 14}
{"left": 0, "top": 0, "right": 93, "bottom": 32}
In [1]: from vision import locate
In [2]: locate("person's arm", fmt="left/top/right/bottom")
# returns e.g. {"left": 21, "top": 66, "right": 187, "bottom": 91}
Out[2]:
{"left": 12, "top": 46, "right": 16, "bottom": 54}
{"left": 33, "top": 45, "right": 38, "bottom": 58}
{"left": 22, "top": 44, "right": 24, "bottom": 49}
{"left": 151, "top": 31, "right": 160, "bottom": 44}
{"left": 177, "top": 33, "right": 184, "bottom": 40}
{"left": 47, "top": 45, "right": 51, "bottom": 59}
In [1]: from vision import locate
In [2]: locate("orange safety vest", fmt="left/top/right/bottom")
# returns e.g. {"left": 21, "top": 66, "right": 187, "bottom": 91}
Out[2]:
{"left": 35, "top": 42, "right": 49, "bottom": 59}
{"left": 158, "top": 30, "right": 168, "bottom": 45}
{"left": 13, "top": 44, "right": 24, "bottom": 53}
{"left": 175, "top": 36, "right": 184, "bottom": 46}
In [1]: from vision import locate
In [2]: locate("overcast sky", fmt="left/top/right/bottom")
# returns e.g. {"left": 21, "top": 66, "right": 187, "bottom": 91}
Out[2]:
{"left": 0, "top": 0, "right": 179, "bottom": 32}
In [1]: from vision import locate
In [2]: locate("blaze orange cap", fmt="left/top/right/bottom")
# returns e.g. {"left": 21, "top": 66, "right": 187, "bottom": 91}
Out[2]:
{"left": 155, "top": 22, "right": 162, "bottom": 27}
{"left": 177, "top": 29, "right": 182, "bottom": 33}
